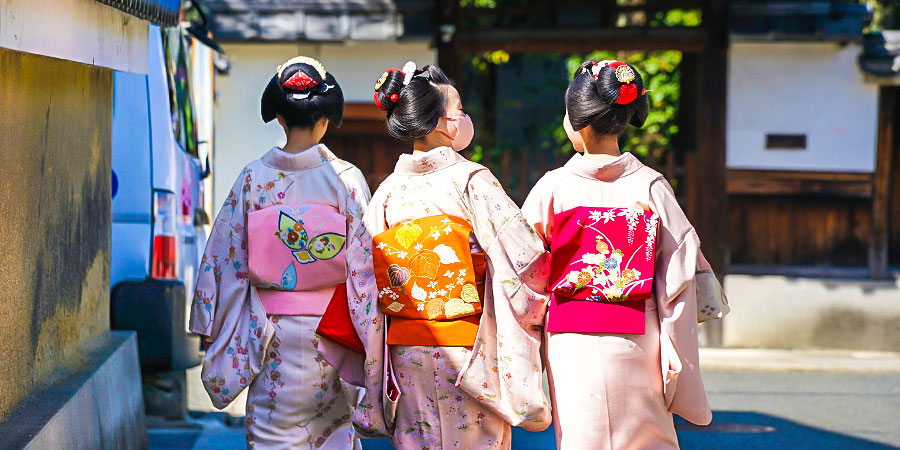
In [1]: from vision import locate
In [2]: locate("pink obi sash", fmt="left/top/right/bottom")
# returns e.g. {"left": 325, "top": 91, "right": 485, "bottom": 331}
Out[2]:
{"left": 547, "top": 206, "right": 659, "bottom": 334}
{"left": 247, "top": 203, "right": 348, "bottom": 316}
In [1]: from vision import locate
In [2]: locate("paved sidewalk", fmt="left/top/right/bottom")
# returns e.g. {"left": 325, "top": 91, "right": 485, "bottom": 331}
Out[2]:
{"left": 153, "top": 348, "right": 900, "bottom": 449}
{"left": 700, "top": 347, "right": 900, "bottom": 373}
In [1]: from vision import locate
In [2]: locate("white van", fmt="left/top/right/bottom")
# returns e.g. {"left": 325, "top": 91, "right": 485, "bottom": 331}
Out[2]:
{"left": 110, "top": 24, "right": 218, "bottom": 375}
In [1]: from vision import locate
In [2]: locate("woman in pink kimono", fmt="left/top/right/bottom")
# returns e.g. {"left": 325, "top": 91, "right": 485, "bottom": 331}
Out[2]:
{"left": 190, "top": 56, "right": 368, "bottom": 449}
{"left": 316, "top": 62, "right": 552, "bottom": 449}
{"left": 521, "top": 60, "right": 712, "bottom": 449}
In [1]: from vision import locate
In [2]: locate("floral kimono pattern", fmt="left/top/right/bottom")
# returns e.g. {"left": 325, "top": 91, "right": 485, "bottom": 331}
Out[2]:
{"left": 316, "top": 147, "right": 552, "bottom": 448}
{"left": 190, "top": 145, "right": 369, "bottom": 448}
{"left": 550, "top": 206, "right": 659, "bottom": 303}
{"left": 375, "top": 215, "right": 483, "bottom": 321}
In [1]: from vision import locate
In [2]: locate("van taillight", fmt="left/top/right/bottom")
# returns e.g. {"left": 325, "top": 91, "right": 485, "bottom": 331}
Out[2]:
{"left": 152, "top": 190, "right": 178, "bottom": 280}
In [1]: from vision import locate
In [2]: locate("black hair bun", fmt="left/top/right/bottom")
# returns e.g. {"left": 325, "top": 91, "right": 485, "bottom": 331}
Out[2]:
{"left": 566, "top": 60, "right": 649, "bottom": 136}
{"left": 373, "top": 68, "right": 407, "bottom": 113}
{"left": 261, "top": 56, "right": 344, "bottom": 128}
{"left": 372, "top": 63, "right": 453, "bottom": 141}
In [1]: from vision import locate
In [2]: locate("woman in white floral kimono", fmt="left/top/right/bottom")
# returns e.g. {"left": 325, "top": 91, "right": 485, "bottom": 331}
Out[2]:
{"left": 521, "top": 60, "right": 712, "bottom": 449}
{"left": 316, "top": 62, "right": 551, "bottom": 449}
{"left": 190, "top": 57, "right": 368, "bottom": 449}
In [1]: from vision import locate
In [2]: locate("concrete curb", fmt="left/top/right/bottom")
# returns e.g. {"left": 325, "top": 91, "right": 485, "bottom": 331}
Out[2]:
{"left": 0, "top": 331, "right": 146, "bottom": 449}
{"left": 700, "top": 347, "right": 900, "bottom": 373}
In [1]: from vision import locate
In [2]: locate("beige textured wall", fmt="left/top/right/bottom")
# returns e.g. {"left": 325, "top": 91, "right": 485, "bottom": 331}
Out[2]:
{"left": 0, "top": 48, "right": 112, "bottom": 419}
{"left": 0, "top": 0, "right": 148, "bottom": 73}
{"left": 722, "top": 274, "right": 900, "bottom": 352}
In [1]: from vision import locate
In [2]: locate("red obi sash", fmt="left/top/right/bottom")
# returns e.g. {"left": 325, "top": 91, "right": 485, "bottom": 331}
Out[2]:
{"left": 547, "top": 206, "right": 659, "bottom": 334}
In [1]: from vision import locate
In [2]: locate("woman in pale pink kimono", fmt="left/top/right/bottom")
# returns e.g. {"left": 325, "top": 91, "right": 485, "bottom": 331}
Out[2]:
{"left": 315, "top": 62, "right": 551, "bottom": 449}
{"left": 190, "top": 57, "right": 368, "bottom": 449}
{"left": 521, "top": 60, "right": 712, "bottom": 449}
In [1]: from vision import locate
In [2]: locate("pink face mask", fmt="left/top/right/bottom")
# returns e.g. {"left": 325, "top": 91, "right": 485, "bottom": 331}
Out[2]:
{"left": 435, "top": 114, "right": 474, "bottom": 151}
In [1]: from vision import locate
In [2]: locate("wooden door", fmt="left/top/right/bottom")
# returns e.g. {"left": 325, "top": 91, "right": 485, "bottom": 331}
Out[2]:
{"left": 322, "top": 103, "right": 406, "bottom": 193}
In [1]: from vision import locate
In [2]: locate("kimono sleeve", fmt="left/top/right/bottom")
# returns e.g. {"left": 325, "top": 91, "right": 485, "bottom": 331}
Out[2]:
{"left": 649, "top": 177, "right": 712, "bottom": 426}
{"left": 520, "top": 173, "right": 557, "bottom": 250}
{"left": 190, "top": 167, "right": 253, "bottom": 342}
{"left": 318, "top": 185, "right": 392, "bottom": 437}
{"left": 464, "top": 169, "right": 550, "bottom": 324}
{"left": 316, "top": 167, "right": 371, "bottom": 378}
{"left": 337, "top": 166, "right": 372, "bottom": 238}
{"left": 457, "top": 168, "right": 552, "bottom": 431}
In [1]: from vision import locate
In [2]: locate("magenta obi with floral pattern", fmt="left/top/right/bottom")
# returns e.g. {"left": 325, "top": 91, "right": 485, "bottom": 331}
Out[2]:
{"left": 547, "top": 206, "right": 659, "bottom": 334}
{"left": 247, "top": 203, "right": 348, "bottom": 315}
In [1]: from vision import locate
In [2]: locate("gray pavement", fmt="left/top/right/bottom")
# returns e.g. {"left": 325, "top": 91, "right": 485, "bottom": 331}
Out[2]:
{"left": 151, "top": 350, "right": 900, "bottom": 449}
{"left": 678, "top": 370, "right": 900, "bottom": 449}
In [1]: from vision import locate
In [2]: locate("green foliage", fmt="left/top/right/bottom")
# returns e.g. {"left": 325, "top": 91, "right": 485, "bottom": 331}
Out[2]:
{"left": 469, "top": 50, "right": 510, "bottom": 73}
{"left": 460, "top": 0, "right": 497, "bottom": 7}
{"left": 653, "top": 8, "right": 702, "bottom": 27}
{"left": 863, "top": 0, "right": 899, "bottom": 33}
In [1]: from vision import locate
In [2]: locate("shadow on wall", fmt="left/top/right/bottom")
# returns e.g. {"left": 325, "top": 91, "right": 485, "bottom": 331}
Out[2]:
{"left": 359, "top": 411, "right": 895, "bottom": 449}
{"left": 0, "top": 47, "right": 112, "bottom": 420}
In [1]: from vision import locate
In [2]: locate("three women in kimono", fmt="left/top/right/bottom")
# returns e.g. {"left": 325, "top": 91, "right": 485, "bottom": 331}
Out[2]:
{"left": 191, "top": 57, "right": 368, "bottom": 449}
{"left": 195, "top": 54, "right": 710, "bottom": 450}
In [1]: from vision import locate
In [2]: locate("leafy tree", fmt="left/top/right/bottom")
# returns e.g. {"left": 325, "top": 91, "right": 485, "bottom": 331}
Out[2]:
{"left": 463, "top": 8, "right": 700, "bottom": 198}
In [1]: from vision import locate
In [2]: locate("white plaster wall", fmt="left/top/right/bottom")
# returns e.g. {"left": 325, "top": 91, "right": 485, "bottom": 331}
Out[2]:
{"left": 0, "top": 0, "right": 148, "bottom": 73}
{"left": 212, "top": 40, "right": 435, "bottom": 211}
{"left": 727, "top": 42, "right": 878, "bottom": 173}
{"left": 721, "top": 274, "right": 900, "bottom": 351}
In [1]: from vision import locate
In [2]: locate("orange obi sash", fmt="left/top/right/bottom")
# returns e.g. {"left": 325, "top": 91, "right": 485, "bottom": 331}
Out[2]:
{"left": 374, "top": 215, "right": 485, "bottom": 346}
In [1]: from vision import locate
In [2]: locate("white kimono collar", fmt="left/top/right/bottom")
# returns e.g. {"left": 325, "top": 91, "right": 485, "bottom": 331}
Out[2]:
{"left": 393, "top": 146, "right": 462, "bottom": 175}
{"left": 261, "top": 144, "right": 336, "bottom": 171}
{"left": 564, "top": 151, "right": 644, "bottom": 181}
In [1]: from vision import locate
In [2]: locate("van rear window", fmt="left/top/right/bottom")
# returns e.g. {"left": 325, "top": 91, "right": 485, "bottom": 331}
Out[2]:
{"left": 162, "top": 27, "right": 199, "bottom": 158}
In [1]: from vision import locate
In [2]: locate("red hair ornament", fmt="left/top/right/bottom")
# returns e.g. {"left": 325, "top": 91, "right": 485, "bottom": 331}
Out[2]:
{"left": 617, "top": 83, "right": 639, "bottom": 105}
{"left": 373, "top": 93, "right": 400, "bottom": 111}
{"left": 373, "top": 68, "right": 405, "bottom": 111}
{"left": 374, "top": 92, "right": 388, "bottom": 111}
{"left": 282, "top": 71, "right": 319, "bottom": 91}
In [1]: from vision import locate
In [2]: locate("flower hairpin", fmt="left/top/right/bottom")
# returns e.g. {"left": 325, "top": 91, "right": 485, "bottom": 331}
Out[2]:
{"left": 615, "top": 64, "right": 635, "bottom": 84}
{"left": 401, "top": 61, "right": 417, "bottom": 86}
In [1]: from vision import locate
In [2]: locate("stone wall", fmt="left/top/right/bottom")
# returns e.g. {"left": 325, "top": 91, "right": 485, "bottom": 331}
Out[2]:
{"left": 0, "top": 47, "right": 112, "bottom": 419}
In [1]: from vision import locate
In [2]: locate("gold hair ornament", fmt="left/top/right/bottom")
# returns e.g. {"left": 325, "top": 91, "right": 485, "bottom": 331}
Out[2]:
{"left": 276, "top": 56, "right": 327, "bottom": 79}
{"left": 615, "top": 65, "right": 635, "bottom": 84}
{"left": 374, "top": 71, "right": 390, "bottom": 91}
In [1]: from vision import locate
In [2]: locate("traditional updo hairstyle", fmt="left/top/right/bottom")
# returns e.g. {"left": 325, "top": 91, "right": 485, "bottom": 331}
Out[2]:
{"left": 373, "top": 62, "right": 452, "bottom": 141}
{"left": 566, "top": 60, "right": 649, "bottom": 136}
{"left": 261, "top": 56, "right": 344, "bottom": 129}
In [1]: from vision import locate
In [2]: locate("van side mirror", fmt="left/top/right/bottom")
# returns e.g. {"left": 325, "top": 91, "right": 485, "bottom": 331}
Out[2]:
{"left": 200, "top": 153, "right": 211, "bottom": 180}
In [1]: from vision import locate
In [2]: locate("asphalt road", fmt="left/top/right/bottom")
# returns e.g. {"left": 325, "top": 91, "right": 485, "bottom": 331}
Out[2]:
{"left": 150, "top": 370, "right": 900, "bottom": 449}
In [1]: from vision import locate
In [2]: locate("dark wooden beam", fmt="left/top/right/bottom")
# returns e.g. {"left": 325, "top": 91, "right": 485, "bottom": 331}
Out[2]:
{"left": 343, "top": 102, "right": 385, "bottom": 122}
{"left": 455, "top": 27, "right": 708, "bottom": 54}
{"left": 726, "top": 170, "right": 874, "bottom": 198}
{"left": 869, "top": 86, "right": 897, "bottom": 279}
{"left": 436, "top": 0, "right": 463, "bottom": 85}
{"left": 693, "top": 0, "right": 729, "bottom": 278}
